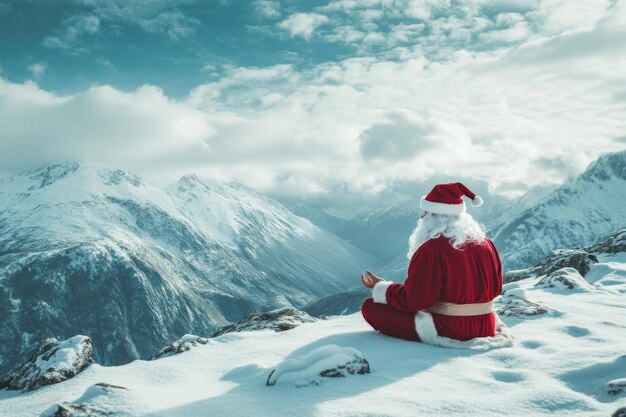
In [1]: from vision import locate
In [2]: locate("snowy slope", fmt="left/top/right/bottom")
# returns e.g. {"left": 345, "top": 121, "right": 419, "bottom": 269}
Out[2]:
{"left": 493, "top": 150, "right": 626, "bottom": 270}
{"left": 1, "top": 254, "right": 625, "bottom": 417}
{"left": 0, "top": 163, "right": 373, "bottom": 372}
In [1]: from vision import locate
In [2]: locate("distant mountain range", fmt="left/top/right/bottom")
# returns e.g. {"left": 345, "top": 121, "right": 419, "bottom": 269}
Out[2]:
{"left": 0, "top": 163, "right": 373, "bottom": 372}
{"left": 492, "top": 150, "right": 626, "bottom": 270}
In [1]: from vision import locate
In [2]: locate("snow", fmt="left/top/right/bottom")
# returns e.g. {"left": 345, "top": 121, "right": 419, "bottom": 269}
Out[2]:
{"left": 33, "top": 336, "right": 89, "bottom": 374}
{"left": 266, "top": 345, "right": 368, "bottom": 387}
{"left": 1, "top": 283, "right": 625, "bottom": 417}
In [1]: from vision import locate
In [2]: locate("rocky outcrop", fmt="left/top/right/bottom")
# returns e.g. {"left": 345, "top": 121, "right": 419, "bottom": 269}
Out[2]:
{"left": 266, "top": 345, "right": 370, "bottom": 387}
{"left": 150, "top": 334, "right": 210, "bottom": 360}
{"left": 587, "top": 229, "right": 626, "bottom": 255}
{"left": 504, "top": 249, "right": 598, "bottom": 283}
{"left": 496, "top": 283, "right": 549, "bottom": 317}
{"left": 212, "top": 308, "right": 318, "bottom": 337}
{"left": 535, "top": 267, "right": 596, "bottom": 292}
{"left": 41, "top": 382, "right": 129, "bottom": 417}
{"left": 0, "top": 335, "right": 93, "bottom": 392}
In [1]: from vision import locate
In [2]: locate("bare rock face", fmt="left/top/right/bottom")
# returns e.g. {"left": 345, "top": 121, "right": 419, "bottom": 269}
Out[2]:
{"left": 150, "top": 334, "right": 210, "bottom": 360}
{"left": 212, "top": 308, "right": 318, "bottom": 337}
{"left": 41, "top": 382, "right": 129, "bottom": 417}
{"left": 0, "top": 335, "right": 93, "bottom": 392}
{"left": 266, "top": 345, "right": 370, "bottom": 387}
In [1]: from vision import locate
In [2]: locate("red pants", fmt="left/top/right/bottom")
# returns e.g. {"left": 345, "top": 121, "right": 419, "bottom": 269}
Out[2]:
{"left": 361, "top": 297, "right": 421, "bottom": 342}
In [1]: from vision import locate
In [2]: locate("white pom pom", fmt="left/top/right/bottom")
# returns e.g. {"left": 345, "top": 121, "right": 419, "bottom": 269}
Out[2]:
{"left": 471, "top": 195, "right": 483, "bottom": 207}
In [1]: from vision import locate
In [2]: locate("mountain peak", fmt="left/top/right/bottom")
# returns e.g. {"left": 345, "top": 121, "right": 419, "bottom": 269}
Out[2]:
{"left": 580, "top": 149, "right": 626, "bottom": 182}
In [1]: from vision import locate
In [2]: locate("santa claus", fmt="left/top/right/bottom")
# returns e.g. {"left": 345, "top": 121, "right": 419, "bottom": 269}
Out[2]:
{"left": 360, "top": 182, "right": 513, "bottom": 349}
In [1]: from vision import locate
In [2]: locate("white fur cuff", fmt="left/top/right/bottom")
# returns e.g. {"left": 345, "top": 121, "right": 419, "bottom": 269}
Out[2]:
{"left": 372, "top": 281, "right": 393, "bottom": 304}
{"left": 420, "top": 197, "right": 467, "bottom": 215}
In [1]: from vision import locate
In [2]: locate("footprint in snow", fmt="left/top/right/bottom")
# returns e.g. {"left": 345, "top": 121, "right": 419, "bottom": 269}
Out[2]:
{"left": 563, "top": 325, "right": 590, "bottom": 338}
{"left": 492, "top": 370, "right": 525, "bottom": 383}
{"left": 521, "top": 340, "right": 544, "bottom": 349}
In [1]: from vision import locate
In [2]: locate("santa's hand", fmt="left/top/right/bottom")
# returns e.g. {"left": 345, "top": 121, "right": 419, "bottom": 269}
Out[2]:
{"left": 360, "top": 270, "right": 384, "bottom": 288}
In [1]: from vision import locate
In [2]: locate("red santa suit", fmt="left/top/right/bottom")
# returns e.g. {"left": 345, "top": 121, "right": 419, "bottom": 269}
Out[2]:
{"left": 361, "top": 183, "right": 514, "bottom": 349}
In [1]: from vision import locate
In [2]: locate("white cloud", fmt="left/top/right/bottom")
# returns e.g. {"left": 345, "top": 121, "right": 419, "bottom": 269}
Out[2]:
{"left": 254, "top": 0, "right": 281, "bottom": 19}
{"left": 71, "top": 0, "right": 200, "bottom": 41}
{"left": 3, "top": 0, "right": 626, "bottom": 211}
{"left": 0, "top": 80, "right": 214, "bottom": 178}
{"left": 27, "top": 62, "right": 47, "bottom": 79}
{"left": 278, "top": 13, "right": 330, "bottom": 40}
{"left": 43, "top": 14, "right": 100, "bottom": 52}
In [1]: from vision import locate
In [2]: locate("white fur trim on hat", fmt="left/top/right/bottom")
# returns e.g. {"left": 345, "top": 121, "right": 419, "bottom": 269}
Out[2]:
{"left": 372, "top": 281, "right": 394, "bottom": 304}
{"left": 420, "top": 196, "right": 467, "bottom": 215}
{"left": 471, "top": 195, "right": 484, "bottom": 207}
{"left": 414, "top": 311, "right": 514, "bottom": 350}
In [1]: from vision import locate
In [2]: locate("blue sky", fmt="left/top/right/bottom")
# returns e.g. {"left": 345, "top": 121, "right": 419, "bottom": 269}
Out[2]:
{"left": 1, "top": 0, "right": 625, "bottom": 213}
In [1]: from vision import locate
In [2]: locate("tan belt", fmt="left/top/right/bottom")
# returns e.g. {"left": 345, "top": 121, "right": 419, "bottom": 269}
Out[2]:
{"left": 426, "top": 301, "right": 494, "bottom": 316}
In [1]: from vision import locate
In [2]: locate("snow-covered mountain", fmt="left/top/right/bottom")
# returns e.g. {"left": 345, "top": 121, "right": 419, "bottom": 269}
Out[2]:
{"left": 0, "top": 163, "right": 373, "bottom": 373}
{"left": 493, "top": 150, "right": 626, "bottom": 270}
{"left": 1, "top": 233, "right": 625, "bottom": 416}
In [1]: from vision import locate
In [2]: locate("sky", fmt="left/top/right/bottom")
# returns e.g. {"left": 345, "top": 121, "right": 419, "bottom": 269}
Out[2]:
{"left": 1, "top": 0, "right": 626, "bottom": 215}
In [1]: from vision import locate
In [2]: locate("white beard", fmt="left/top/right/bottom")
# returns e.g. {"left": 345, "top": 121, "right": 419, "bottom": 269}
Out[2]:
{"left": 407, "top": 217, "right": 431, "bottom": 259}
{"left": 407, "top": 212, "right": 487, "bottom": 259}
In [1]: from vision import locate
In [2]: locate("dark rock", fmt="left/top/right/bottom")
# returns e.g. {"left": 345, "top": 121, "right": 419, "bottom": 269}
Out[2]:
{"left": 0, "top": 335, "right": 93, "bottom": 392}
{"left": 319, "top": 356, "right": 370, "bottom": 378}
{"left": 150, "top": 334, "right": 209, "bottom": 360}
{"left": 212, "top": 308, "right": 317, "bottom": 337}
{"left": 504, "top": 249, "right": 598, "bottom": 283}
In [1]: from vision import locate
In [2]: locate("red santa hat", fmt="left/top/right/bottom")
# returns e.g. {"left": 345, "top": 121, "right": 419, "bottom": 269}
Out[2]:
{"left": 420, "top": 182, "right": 483, "bottom": 215}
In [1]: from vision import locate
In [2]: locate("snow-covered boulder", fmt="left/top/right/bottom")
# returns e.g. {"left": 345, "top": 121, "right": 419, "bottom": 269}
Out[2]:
{"left": 607, "top": 378, "right": 626, "bottom": 396}
{"left": 534, "top": 249, "right": 598, "bottom": 277}
{"left": 40, "top": 382, "right": 130, "bottom": 417}
{"left": 535, "top": 267, "right": 596, "bottom": 292}
{"left": 0, "top": 335, "right": 93, "bottom": 392}
{"left": 504, "top": 249, "right": 598, "bottom": 283}
{"left": 266, "top": 345, "right": 369, "bottom": 387}
{"left": 150, "top": 334, "right": 210, "bottom": 360}
{"left": 212, "top": 308, "right": 318, "bottom": 337}
{"left": 496, "top": 283, "right": 549, "bottom": 317}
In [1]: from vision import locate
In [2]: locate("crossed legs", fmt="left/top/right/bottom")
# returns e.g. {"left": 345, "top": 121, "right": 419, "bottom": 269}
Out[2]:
{"left": 361, "top": 297, "right": 421, "bottom": 342}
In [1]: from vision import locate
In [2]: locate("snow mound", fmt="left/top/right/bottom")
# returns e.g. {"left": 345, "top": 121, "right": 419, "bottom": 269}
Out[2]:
{"left": 213, "top": 308, "right": 318, "bottom": 337}
{"left": 496, "top": 283, "right": 549, "bottom": 317}
{"left": 266, "top": 345, "right": 370, "bottom": 387}
{"left": 150, "top": 335, "right": 210, "bottom": 360}
{"left": 0, "top": 336, "right": 93, "bottom": 392}
{"left": 607, "top": 378, "right": 626, "bottom": 396}
{"left": 40, "top": 382, "right": 130, "bottom": 417}
{"left": 535, "top": 267, "right": 596, "bottom": 292}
